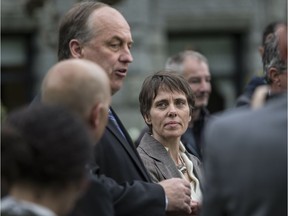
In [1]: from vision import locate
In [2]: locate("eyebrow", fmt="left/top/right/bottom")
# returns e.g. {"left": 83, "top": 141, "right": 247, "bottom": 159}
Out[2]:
{"left": 154, "top": 98, "right": 168, "bottom": 103}
{"left": 110, "top": 36, "right": 134, "bottom": 44}
{"left": 154, "top": 95, "right": 187, "bottom": 103}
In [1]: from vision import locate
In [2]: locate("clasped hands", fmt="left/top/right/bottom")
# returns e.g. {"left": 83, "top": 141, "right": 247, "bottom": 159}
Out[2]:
{"left": 159, "top": 178, "right": 201, "bottom": 216}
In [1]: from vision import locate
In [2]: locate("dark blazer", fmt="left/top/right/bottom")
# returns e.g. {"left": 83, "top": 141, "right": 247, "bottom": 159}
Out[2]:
{"left": 94, "top": 108, "right": 166, "bottom": 215}
{"left": 137, "top": 133, "right": 203, "bottom": 186}
{"left": 95, "top": 108, "right": 153, "bottom": 183}
{"left": 201, "top": 94, "right": 287, "bottom": 216}
{"left": 70, "top": 166, "right": 165, "bottom": 216}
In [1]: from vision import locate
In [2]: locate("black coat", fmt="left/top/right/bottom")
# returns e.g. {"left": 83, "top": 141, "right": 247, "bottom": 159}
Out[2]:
{"left": 69, "top": 166, "right": 165, "bottom": 216}
{"left": 93, "top": 108, "right": 166, "bottom": 215}
{"left": 94, "top": 108, "right": 153, "bottom": 183}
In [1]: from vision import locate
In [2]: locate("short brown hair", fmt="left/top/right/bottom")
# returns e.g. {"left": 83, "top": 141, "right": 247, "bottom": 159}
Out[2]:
{"left": 58, "top": 2, "right": 108, "bottom": 61}
{"left": 139, "top": 70, "right": 195, "bottom": 129}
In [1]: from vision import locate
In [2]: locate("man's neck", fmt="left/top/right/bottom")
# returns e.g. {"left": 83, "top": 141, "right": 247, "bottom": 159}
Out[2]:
{"left": 9, "top": 184, "right": 71, "bottom": 216}
{"left": 192, "top": 108, "right": 201, "bottom": 122}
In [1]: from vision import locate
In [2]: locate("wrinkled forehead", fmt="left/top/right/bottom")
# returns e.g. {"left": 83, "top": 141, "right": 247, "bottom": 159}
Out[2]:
{"left": 183, "top": 57, "right": 209, "bottom": 71}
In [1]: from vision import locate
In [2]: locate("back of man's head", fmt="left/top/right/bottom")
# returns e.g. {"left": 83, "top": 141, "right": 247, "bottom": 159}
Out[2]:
{"left": 41, "top": 59, "right": 110, "bottom": 120}
{"left": 1, "top": 104, "right": 92, "bottom": 189}
{"left": 41, "top": 59, "right": 111, "bottom": 141}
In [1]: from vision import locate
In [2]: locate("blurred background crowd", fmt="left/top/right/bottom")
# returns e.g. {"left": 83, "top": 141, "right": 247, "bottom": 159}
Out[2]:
{"left": 1, "top": 0, "right": 287, "bottom": 140}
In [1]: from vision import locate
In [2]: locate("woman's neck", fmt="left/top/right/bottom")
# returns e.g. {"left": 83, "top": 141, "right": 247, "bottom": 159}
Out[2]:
{"left": 152, "top": 134, "right": 181, "bottom": 163}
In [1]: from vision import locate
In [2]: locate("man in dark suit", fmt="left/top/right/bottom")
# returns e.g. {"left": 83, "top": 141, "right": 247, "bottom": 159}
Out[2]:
{"left": 42, "top": 2, "right": 193, "bottom": 215}
{"left": 200, "top": 23, "right": 287, "bottom": 216}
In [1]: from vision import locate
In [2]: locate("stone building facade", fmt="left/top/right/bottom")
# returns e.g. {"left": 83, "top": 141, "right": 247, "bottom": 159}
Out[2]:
{"left": 1, "top": 0, "right": 286, "bottom": 139}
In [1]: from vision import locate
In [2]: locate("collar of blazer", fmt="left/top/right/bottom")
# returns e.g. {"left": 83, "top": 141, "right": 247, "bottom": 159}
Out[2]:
{"left": 139, "top": 133, "right": 203, "bottom": 184}
{"left": 139, "top": 133, "right": 183, "bottom": 179}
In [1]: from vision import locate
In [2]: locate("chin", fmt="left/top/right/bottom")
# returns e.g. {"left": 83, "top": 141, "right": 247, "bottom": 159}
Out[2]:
{"left": 196, "top": 100, "right": 208, "bottom": 108}
{"left": 195, "top": 104, "right": 205, "bottom": 109}
{"left": 111, "top": 86, "right": 122, "bottom": 95}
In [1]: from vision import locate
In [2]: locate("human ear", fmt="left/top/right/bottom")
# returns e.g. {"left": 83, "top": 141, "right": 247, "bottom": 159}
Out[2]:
{"left": 144, "top": 115, "right": 151, "bottom": 125}
{"left": 258, "top": 46, "right": 264, "bottom": 58}
{"left": 188, "top": 113, "right": 192, "bottom": 123}
{"left": 268, "top": 68, "right": 280, "bottom": 85}
{"left": 89, "top": 104, "right": 101, "bottom": 130}
{"left": 69, "top": 39, "right": 83, "bottom": 58}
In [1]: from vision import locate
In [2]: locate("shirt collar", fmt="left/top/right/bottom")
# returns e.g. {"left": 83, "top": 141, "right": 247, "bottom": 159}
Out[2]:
{"left": 1, "top": 196, "right": 57, "bottom": 216}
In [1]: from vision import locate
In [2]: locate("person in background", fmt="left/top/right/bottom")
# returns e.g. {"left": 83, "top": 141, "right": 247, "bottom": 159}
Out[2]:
{"left": 54, "top": 2, "right": 193, "bottom": 215}
{"left": 135, "top": 50, "right": 212, "bottom": 161}
{"left": 1, "top": 104, "right": 93, "bottom": 216}
{"left": 200, "top": 20, "right": 287, "bottom": 216}
{"left": 250, "top": 22, "right": 287, "bottom": 108}
{"left": 137, "top": 70, "right": 203, "bottom": 215}
{"left": 235, "top": 21, "right": 286, "bottom": 107}
{"left": 262, "top": 23, "right": 287, "bottom": 95}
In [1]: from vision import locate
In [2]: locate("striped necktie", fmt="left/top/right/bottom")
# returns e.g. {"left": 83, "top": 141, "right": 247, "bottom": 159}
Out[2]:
{"left": 108, "top": 109, "right": 126, "bottom": 140}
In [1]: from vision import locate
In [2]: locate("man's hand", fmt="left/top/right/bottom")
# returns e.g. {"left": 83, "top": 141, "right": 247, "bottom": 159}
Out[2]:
{"left": 159, "top": 178, "right": 191, "bottom": 215}
{"left": 190, "top": 200, "right": 201, "bottom": 216}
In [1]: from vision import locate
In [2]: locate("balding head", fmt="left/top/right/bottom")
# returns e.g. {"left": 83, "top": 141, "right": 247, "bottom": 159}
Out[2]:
{"left": 263, "top": 23, "right": 287, "bottom": 93}
{"left": 41, "top": 59, "right": 111, "bottom": 141}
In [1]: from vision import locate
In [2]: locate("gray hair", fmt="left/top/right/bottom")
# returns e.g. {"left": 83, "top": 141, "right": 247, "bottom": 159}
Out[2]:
{"left": 262, "top": 32, "right": 287, "bottom": 83}
{"left": 165, "top": 50, "right": 209, "bottom": 74}
{"left": 58, "top": 2, "right": 108, "bottom": 61}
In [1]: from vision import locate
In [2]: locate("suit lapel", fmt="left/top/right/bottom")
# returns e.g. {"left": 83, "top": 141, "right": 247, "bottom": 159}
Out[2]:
{"left": 107, "top": 108, "right": 152, "bottom": 181}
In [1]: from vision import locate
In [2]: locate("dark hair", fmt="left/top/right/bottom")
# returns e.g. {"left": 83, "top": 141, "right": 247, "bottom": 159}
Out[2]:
{"left": 262, "top": 21, "right": 286, "bottom": 46}
{"left": 139, "top": 70, "right": 195, "bottom": 130}
{"left": 1, "top": 104, "right": 93, "bottom": 189}
{"left": 262, "top": 27, "right": 287, "bottom": 83}
{"left": 58, "top": 2, "right": 108, "bottom": 61}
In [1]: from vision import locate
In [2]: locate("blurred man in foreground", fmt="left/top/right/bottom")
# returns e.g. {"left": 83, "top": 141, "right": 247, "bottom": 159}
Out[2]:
{"left": 201, "top": 22, "right": 287, "bottom": 216}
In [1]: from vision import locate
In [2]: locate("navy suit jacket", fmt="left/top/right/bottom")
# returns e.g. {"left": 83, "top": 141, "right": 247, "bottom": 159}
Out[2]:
{"left": 95, "top": 108, "right": 153, "bottom": 183}
{"left": 69, "top": 166, "right": 165, "bottom": 216}
{"left": 94, "top": 108, "right": 166, "bottom": 215}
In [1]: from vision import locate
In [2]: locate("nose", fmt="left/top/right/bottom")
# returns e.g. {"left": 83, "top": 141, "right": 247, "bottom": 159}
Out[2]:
{"left": 119, "top": 47, "right": 133, "bottom": 63}
{"left": 199, "top": 80, "right": 211, "bottom": 92}
{"left": 168, "top": 104, "right": 177, "bottom": 117}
